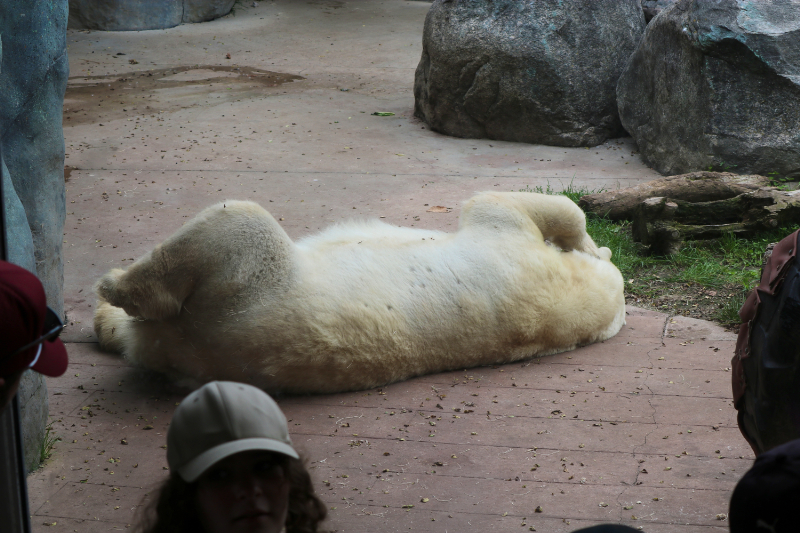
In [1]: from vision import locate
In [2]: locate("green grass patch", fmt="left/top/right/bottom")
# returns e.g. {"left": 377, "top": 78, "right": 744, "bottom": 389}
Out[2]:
{"left": 520, "top": 182, "right": 794, "bottom": 326}
{"left": 37, "top": 422, "right": 61, "bottom": 467}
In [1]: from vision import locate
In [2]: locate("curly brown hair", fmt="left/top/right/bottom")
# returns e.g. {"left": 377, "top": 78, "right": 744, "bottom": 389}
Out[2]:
{"left": 134, "top": 455, "right": 327, "bottom": 533}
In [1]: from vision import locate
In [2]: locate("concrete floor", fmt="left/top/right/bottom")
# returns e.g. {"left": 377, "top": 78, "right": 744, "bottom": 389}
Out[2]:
{"left": 27, "top": 1, "right": 747, "bottom": 531}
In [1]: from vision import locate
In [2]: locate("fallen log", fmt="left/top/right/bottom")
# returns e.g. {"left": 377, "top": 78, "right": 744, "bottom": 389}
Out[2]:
{"left": 632, "top": 189, "right": 800, "bottom": 254}
{"left": 578, "top": 171, "right": 771, "bottom": 220}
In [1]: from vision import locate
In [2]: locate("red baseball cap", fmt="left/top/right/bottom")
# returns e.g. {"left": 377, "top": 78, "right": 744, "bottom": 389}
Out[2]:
{"left": 0, "top": 260, "right": 68, "bottom": 377}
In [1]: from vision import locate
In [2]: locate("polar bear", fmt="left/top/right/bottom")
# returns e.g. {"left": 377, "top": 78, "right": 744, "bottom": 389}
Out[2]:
{"left": 94, "top": 192, "right": 625, "bottom": 394}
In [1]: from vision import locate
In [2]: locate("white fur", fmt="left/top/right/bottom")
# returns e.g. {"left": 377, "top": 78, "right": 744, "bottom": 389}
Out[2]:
{"left": 93, "top": 192, "right": 625, "bottom": 394}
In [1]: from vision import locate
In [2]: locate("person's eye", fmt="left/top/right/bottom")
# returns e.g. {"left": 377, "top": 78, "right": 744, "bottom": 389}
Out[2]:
{"left": 206, "top": 467, "right": 230, "bottom": 482}
{"left": 255, "top": 461, "right": 285, "bottom": 480}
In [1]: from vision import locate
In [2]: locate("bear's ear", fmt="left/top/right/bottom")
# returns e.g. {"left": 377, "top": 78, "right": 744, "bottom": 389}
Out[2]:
{"left": 598, "top": 247, "right": 612, "bottom": 261}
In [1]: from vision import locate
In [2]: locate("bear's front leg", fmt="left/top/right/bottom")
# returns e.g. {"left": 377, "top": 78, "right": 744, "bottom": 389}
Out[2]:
{"left": 94, "top": 268, "right": 142, "bottom": 317}
{"left": 94, "top": 248, "right": 191, "bottom": 320}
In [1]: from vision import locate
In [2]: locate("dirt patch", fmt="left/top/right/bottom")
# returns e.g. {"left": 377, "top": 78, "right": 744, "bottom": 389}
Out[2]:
{"left": 64, "top": 66, "right": 304, "bottom": 125}
{"left": 625, "top": 282, "right": 745, "bottom": 330}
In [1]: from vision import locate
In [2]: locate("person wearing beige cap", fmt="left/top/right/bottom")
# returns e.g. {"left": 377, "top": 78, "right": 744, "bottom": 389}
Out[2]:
{"left": 135, "top": 381, "right": 327, "bottom": 533}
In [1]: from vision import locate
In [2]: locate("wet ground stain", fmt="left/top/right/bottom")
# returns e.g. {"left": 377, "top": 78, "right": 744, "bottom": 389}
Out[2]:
{"left": 64, "top": 65, "right": 304, "bottom": 126}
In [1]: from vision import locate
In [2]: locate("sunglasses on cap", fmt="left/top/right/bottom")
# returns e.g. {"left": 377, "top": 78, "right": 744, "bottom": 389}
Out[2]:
{"left": 10, "top": 307, "right": 64, "bottom": 358}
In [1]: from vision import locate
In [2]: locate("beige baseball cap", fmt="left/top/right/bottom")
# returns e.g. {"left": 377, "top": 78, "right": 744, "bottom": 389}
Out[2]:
{"left": 167, "top": 381, "right": 299, "bottom": 482}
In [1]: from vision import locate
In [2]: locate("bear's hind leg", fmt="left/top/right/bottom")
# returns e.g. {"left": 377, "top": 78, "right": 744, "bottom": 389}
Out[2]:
{"left": 511, "top": 193, "right": 603, "bottom": 256}
{"left": 462, "top": 192, "right": 610, "bottom": 259}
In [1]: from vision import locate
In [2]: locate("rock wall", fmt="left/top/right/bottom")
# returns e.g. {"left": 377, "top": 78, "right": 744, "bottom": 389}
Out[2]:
{"left": 618, "top": 0, "right": 800, "bottom": 178}
{"left": 3, "top": 143, "right": 48, "bottom": 474}
{"left": 0, "top": 0, "right": 68, "bottom": 318}
{"left": 0, "top": 0, "right": 68, "bottom": 472}
{"left": 641, "top": 0, "right": 676, "bottom": 23}
{"left": 2, "top": 160, "right": 36, "bottom": 276}
{"left": 17, "top": 372, "right": 49, "bottom": 472}
{"left": 414, "top": 0, "right": 646, "bottom": 147}
{"left": 69, "top": 0, "right": 237, "bottom": 31}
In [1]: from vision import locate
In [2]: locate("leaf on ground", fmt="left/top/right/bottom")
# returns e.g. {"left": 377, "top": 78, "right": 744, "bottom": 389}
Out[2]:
{"left": 426, "top": 206, "right": 450, "bottom": 213}
{"left": 371, "top": 112, "right": 394, "bottom": 116}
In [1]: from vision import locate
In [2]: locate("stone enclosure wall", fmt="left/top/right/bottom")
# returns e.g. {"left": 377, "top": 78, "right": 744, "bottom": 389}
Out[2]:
{"left": 0, "top": 0, "right": 69, "bottom": 472}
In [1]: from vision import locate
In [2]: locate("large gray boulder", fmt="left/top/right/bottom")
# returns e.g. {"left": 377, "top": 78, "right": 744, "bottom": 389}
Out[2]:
{"left": 618, "top": 0, "right": 800, "bottom": 179}
{"left": 641, "top": 0, "right": 676, "bottom": 23}
{"left": 414, "top": 0, "right": 646, "bottom": 147}
{"left": 68, "top": 0, "right": 236, "bottom": 31}
{"left": 69, "top": 0, "right": 183, "bottom": 30}
{"left": 183, "top": 0, "right": 237, "bottom": 23}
